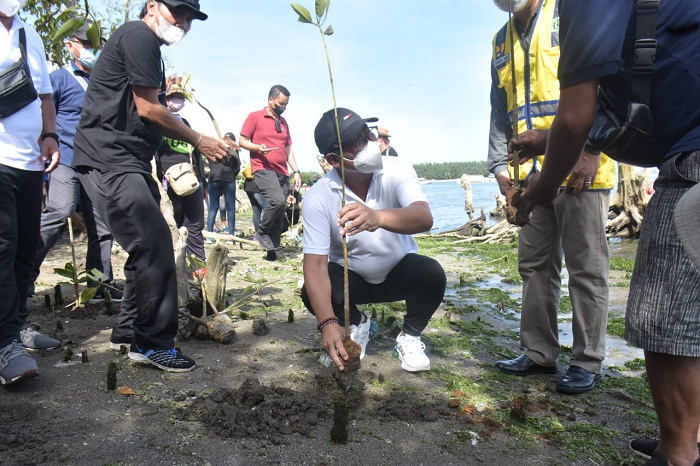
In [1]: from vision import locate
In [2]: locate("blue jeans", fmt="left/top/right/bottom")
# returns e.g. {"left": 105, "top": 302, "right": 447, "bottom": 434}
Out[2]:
{"left": 207, "top": 181, "right": 236, "bottom": 235}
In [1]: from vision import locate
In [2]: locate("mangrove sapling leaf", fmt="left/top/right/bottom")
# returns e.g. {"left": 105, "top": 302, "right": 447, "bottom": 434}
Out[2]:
{"left": 87, "top": 268, "right": 104, "bottom": 281}
{"left": 53, "top": 266, "right": 76, "bottom": 280}
{"left": 324, "top": 25, "right": 334, "bottom": 36}
{"left": 315, "top": 0, "right": 329, "bottom": 18}
{"left": 79, "top": 286, "right": 100, "bottom": 305}
{"left": 291, "top": 3, "right": 313, "bottom": 23}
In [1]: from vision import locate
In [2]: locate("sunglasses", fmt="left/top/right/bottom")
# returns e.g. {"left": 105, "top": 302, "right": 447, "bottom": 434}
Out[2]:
{"left": 275, "top": 119, "right": 282, "bottom": 133}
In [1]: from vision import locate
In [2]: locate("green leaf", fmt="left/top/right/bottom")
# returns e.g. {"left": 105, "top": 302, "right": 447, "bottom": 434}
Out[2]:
{"left": 87, "top": 268, "right": 104, "bottom": 281}
{"left": 53, "top": 268, "right": 75, "bottom": 280}
{"left": 189, "top": 256, "right": 206, "bottom": 269}
{"left": 52, "top": 17, "right": 83, "bottom": 43}
{"left": 291, "top": 3, "right": 313, "bottom": 24}
{"left": 86, "top": 21, "right": 101, "bottom": 50}
{"left": 324, "top": 25, "right": 334, "bottom": 36}
{"left": 315, "top": 0, "right": 329, "bottom": 18}
{"left": 55, "top": 7, "right": 80, "bottom": 26}
{"left": 79, "top": 286, "right": 99, "bottom": 304}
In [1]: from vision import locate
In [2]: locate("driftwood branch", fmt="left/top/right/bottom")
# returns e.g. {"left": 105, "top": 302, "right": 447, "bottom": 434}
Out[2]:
{"left": 606, "top": 164, "right": 652, "bottom": 238}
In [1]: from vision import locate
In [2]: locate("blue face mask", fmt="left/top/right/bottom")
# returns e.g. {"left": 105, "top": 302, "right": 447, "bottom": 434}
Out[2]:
{"left": 77, "top": 48, "right": 100, "bottom": 69}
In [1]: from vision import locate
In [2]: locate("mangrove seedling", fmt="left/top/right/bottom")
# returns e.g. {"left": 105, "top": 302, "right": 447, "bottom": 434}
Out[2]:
{"left": 291, "top": 0, "right": 362, "bottom": 374}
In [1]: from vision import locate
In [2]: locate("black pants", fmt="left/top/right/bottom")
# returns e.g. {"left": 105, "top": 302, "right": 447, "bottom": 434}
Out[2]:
{"left": 0, "top": 164, "right": 42, "bottom": 347}
{"left": 254, "top": 169, "right": 289, "bottom": 248}
{"left": 168, "top": 185, "right": 205, "bottom": 261}
{"left": 28, "top": 163, "right": 114, "bottom": 305}
{"left": 77, "top": 168, "right": 177, "bottom": 349}
{"left": 301, "top": 253, "right": 446, "bottom": 336}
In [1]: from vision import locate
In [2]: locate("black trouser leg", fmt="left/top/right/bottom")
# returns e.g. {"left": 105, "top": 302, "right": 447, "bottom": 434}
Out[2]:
{"left": 168, "top": 186, "right": 205, "bottom": 261}
{"left": 77, "top": 168, "right": 177, "bottom": 349}
{"left": 0, "top": 164, "right": 42, "bottom": 344}
{"left": 254, "top": 170, "right": 288, "bottom": 247}
{"left": 80, "top": 184, "right": 114, "bottom": 286}
{"left": 301, "top": 254, "right": 446, "bottom": 335}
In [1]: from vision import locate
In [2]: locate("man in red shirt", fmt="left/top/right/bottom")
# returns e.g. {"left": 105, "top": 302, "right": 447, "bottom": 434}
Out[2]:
{"left": 239, "top": 85, "right": 302, "bottom": 260}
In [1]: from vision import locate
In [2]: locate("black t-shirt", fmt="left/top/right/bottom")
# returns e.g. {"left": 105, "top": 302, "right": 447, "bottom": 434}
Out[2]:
{"left": 559, "top": 0, "right": 700, "bottom": 157}
{"left": 73, "top": 21, "right": 165, "bottom": 173}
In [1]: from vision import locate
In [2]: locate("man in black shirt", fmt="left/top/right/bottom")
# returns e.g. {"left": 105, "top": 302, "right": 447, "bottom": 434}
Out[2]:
{"left": 73, "top": 0, "right": 228, "bottom": 372}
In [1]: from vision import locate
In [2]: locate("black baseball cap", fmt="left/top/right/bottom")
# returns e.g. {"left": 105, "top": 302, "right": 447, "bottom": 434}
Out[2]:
{"left": 314, "top": 108, "right": 378, "bottom": 155}
{"left": 161, "top": 0, "right": 208, "bottom": 21}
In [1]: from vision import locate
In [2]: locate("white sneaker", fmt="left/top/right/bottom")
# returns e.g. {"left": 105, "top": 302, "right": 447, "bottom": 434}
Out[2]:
{"left": 350, "top": 312, "right": 376, "bottom": 359}
{"left": 393, "top": 332, "right": 430, "bottom": 372}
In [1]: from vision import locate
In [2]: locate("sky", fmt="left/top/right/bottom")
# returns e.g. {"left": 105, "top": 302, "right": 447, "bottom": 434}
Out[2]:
{"left": 122, "top": 1, "right": 507, "bottom": 173}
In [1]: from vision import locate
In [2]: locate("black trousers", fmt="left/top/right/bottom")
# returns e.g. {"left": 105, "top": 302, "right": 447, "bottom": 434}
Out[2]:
{"left": 167, "top": 185, "right": 205, "bottom": 261}
{"left": 28, "top": 163, "right": 114, "bottom": 301}
{"left": 0, "top": 164, "right": 43, "bottom": 347}
{"left": 301, "top": 253, "right": 446, "bottom": 336}
{"left": 77, "top": 168, "right": 177, "bottom": 349}
{"left": 253, "top": 169, "right": 289, "bottom": 248}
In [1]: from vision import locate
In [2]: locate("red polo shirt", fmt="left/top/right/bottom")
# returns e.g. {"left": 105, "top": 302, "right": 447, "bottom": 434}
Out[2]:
{"left": 240, "top": 108, "right": 292, "bottom": 176}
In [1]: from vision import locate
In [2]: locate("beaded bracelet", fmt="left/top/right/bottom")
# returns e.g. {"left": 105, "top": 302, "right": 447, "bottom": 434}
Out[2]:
{"left": 316, "top": 316, "right": 339, "bottom": 332}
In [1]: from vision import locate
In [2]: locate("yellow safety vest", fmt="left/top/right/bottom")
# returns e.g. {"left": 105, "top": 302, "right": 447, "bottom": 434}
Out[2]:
{"left": 163, "top": 137, "right": 193, "bottom": 155}
{"left": 492, "top": 0, "right": 615, "bottom": 189}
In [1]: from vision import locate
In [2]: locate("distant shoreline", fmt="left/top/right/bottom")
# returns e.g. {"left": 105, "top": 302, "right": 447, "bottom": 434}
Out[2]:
{"left": 420, "top": 177, "right": 497, "bottom": 185}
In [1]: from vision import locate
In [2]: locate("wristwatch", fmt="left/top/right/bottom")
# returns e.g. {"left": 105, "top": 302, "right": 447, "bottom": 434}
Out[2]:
{"left": 41, "top": 132, "right": 59, "bottom": 143}
{"left": 293, "top": 170, "right": 300, "bottom": 175}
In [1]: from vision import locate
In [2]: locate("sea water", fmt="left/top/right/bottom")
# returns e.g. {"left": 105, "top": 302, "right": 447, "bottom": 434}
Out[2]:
{"left": 422, "top": 180, "right": 501, "bottom": 233}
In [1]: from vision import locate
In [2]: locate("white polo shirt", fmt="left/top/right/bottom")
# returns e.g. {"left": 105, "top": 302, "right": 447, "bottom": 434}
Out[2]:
{"left": 0, "top": 17, "right": 52, "bottom": 171}
{"left": 302, "top": 157, "right": 427, "bottom": 284}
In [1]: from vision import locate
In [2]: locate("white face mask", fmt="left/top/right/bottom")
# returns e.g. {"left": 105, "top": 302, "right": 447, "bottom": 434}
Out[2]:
{"left": 76, "top": 48, "right": 99, "bottom": 69}
{"left": 493, "top": 0, "right": 529, "bottom": 13}
{"left": 339, "top": 141, "right": 383, "bottom": 174}
{"left": 167, "top": 96, "right": 185, "bottom": 112}
{"left": 0, "top": 0, "right": 26, "bottom": 17}
{"left": 155, "top": 6, "right": 186, "bottom": 46}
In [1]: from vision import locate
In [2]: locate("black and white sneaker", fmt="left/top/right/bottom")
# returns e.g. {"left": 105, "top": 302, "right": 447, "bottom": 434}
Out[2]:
{"left": 127, "top": 343, "right": 196, "bottom": 372}
{"left": 89, "top": 286, "right": 124, "bottom": 304}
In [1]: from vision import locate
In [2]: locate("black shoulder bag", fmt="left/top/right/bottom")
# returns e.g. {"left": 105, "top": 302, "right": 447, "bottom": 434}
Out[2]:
{"left": 0, "top": 28, "right": 39, "bottom": 118}
{"left": 588, "top": 0, "right": 665, "bottom": 167}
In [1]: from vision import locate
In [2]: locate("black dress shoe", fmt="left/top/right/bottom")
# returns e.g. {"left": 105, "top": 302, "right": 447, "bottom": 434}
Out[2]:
{"left": 555, "top": 365, "right": 602, "bottom": 394}
{"left": 494, "top": 354, "right": 558, "bottom": 376}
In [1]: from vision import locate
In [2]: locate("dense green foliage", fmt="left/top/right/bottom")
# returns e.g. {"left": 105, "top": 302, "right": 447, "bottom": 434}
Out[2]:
{"left": 22, "top": 0, "right": 140, "bottom": 66}
{"left": 301, "top": 161, "right": 491, "bottom": 185}
{"left": 413, "top": 161, "right": 490, "bottom": 180}
{"left": 22, "top": 0, "right": 76, "bottom": 65}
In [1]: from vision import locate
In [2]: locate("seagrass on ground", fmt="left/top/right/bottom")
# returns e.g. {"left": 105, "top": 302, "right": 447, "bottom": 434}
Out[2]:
{"left": 0, "top": 217, "right": 653, "bottom": 466}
